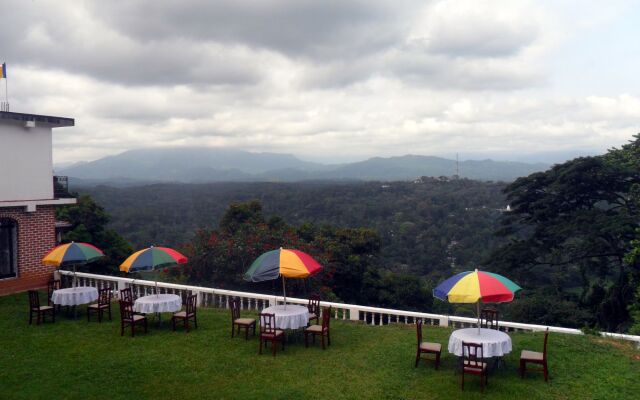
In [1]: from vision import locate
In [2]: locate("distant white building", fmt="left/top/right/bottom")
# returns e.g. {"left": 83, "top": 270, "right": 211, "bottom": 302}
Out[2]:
{"left": 0, "top": 111, "right": 76, "bottom": 294}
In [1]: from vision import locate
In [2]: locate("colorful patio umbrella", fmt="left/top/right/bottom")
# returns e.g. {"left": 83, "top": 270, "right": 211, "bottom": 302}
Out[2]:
{"left": 433, "top": 269, "right": 521, "bottom": 334}
{"left": 119, "top": 246, "right": 188, "bottom": 295}
{"left": 42, "top": 242, "right": 105, "bottom": 287}
{"left": 244, "top": 248, "right": 322, "bottom": 306}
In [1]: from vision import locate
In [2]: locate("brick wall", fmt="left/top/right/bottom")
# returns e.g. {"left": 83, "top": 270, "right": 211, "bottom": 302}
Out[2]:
{"left": 0, "top": 206, "right": 57, "bottom": 295}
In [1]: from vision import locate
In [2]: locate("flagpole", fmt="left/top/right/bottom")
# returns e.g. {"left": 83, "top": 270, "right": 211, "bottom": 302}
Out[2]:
{"left": 2, "top": 62, "right": 8, "bottom": 111}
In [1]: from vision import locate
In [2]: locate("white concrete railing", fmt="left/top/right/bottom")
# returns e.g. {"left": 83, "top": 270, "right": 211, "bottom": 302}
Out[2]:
{"left": 58, "top": 270, "right": 640, "bottom": 345}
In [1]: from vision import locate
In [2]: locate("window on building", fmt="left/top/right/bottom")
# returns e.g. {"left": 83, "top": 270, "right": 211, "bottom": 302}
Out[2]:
{"left": 0, "top": 219, "right": 18, "bottom": 279}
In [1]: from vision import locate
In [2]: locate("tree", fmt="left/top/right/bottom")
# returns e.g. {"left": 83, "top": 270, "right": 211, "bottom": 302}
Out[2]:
{"left": 488, "top": 135, "right": 640, "bottom": 331}
{"left": 181, "top": 200, "right": 441, "bottom": 310}
{"left": 56, "top": 194, "right": 133, "bottom": 274}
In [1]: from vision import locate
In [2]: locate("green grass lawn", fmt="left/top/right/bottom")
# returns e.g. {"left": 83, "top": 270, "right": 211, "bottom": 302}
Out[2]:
{"left": 1, "top": 291, "right": 639, "bottom": 400}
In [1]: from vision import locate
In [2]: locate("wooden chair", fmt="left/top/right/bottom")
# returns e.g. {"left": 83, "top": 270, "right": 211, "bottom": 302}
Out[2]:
{"left": 259, "top": 313, "right": 285, "bottom": 356}
{"left": 118, "top": 300, "right": 147, "bottom": 337}
{"left": 304, "top": 306, "right": 332, "bottom": 350}
{"left": 480, "top": 308, "right": 499, "bottom": 330}
{"left": 87, "top": 287, "right": 113, "bottom": 322}
{"left": 172, "top": 294, "right": 198, "bottom": 333}
{"left": 28, "top": 290, "right": 55, "bottom": 325}
{"left": 47, "top": 279, "right": 60, "bottom": 305}
{"left": 47, "top": 279, "right": 62, "bottom": 311}
{"left": 230, "top": 298, "right": 256, "bottom": 340}
{"left": 461, "top": 342, "right": 488, "bottom": 392}
{"left": 520, "top": 328, "right": 549, "bottom": 382}
{"left": 307, "top": 295, "right": 320, "bottom": 326}
{"left": 414, "top": 319, "right": 442, "bottom": 369}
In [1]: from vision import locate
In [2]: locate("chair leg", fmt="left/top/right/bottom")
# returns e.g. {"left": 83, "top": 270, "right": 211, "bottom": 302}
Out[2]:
{"left": 29, "top": 310, "right": 33, "bottom": 325}
{"left": 132, "top": 322, "right": 135, "bottom": 337}
{"left": 322, "top": 334, "right": 326, "bottom": 350}
{"left": 415, "top": 350, "right": 420, "bottom": 367}
{"left": 272, "top": 339, "right": 277, "bottom": 357}
{"left": 185, "top": 318, "right": 189, "bottom": 333}
{"left": 121, "top": 322, "right": 124, "bottom": 336}
{"left": 305, "top": 331, "right": 309, "bottom": 348}
{"left": 245, "top": 326, "right": 249, "bottom": 340}
{"left": 461, "top": 371, "right": 464, "bottom": 391}
{"left": 520, "top": 360, "right": 525, "bottom": 378}
{"left": 543, "top": 362, "right": 549, "bottom": 382}
{"left": 435, "top": 352, "right": 441, "bottom": 370}
{"left": 231, "top": 323, "right": 235, "bottom": 338}
{"left": 108, "top": 305, "right": 112, "bottom": 321}
{"left": 259, "top": 337, "right": 263, "bottom": 354}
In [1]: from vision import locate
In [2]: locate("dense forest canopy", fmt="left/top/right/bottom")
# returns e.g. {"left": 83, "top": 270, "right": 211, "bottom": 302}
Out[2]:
{"left": 81, "top": 178, "right": 508, "bottom": 282}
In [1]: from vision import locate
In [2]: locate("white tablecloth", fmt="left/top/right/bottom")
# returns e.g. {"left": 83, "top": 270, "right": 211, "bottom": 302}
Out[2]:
{"left": 51, "top": 287, "right": 99, "bottom": 306}
{"left": 134, "top": 294, "right": 182, "bottom": 314}
{"left": 262, "top": 305, "right": 309, "bottom": 330}
{"left": 448, "top": 328, "right": 512, "bottom": 357}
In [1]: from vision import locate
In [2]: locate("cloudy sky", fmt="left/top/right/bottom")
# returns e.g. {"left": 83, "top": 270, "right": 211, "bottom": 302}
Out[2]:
{"left": 1, "top": 0, "right": 639, "bottom": 164}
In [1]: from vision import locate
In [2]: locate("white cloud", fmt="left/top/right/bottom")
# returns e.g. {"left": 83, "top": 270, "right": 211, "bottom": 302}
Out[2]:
{"left": 0, "top": 0, "right": 636, "bottom": 164}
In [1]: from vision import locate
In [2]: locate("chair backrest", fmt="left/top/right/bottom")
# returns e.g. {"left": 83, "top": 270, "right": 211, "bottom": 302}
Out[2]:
{"left": 480, "top": 308, "right": 499, "bottom": 330}
{"left": 260, "top": 313, "right": 276, "bottom": 334}
{"left": 416, "top": 319, "right": 423, "bottom": 345}
{"left": 120, "top": 288, "right": 133, "bottom": 303}
{"left": 542, "top": 328, "right": 549, "bottom": 360}
{"left": 98, "top": 287, "right": 112, "bottom": 305}
{"left": 119, "top": 300, "right": 134, "bottom": 321}
{"left": 186, "top": 294, "right": 197, "bottom": 315}
{"left": 321, "top": 306, "right": 331, "bottom": 329}
{"left": 462, "top": 342, "right": 484, "bottom": 368}
{"left": 230, "top": 298, "right": 241, "bottom": 321}
{"left": 308, "top": 296, "right": 320, "bottom": 315}
{"left": 28, "top": 290, "right": 40, "bottom": 309}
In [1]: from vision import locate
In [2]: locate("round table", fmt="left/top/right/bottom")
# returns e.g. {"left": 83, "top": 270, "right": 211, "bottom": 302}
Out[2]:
{"left": 51, "top": 287, "right": 99, "bottom": 306}
{"left": 261, "top": 305, "right": 309, "bottom": 330}
{"left": 133, "top": 294, "right": 182, "bottom": 314}
{"left": 448, "top": 328, "right": 512, "bottom": 357}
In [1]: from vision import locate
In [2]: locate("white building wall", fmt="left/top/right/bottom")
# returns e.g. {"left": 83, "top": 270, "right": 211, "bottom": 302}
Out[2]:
{"left": 0, "top": 120, "right": 53, "bottom": 202}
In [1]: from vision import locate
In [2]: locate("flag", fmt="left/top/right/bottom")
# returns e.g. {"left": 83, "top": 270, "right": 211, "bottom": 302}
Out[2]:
{"left": 0, "top": 63, "right": 5, "bottom": 79}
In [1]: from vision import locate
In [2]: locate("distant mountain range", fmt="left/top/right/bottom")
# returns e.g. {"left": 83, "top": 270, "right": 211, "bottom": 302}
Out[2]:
{"left": 56, "top": 147, "right": 550, "bottom": 185}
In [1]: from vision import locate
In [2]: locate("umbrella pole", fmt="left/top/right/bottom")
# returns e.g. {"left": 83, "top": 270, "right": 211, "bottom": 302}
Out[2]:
{"left": 282, "top": 276, "right": 287, "bottom": 309}
{"left": 477, "top": 302, "right": 481, "bottom": 335}
{"left": 73, "top": 264, "right": 77, "bottom": 288}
